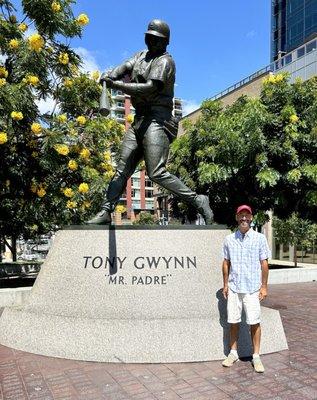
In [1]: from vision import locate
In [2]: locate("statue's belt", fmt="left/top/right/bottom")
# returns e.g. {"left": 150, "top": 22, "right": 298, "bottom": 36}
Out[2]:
{"left": 134, "top": 105, "right": 172, "bottom": 116}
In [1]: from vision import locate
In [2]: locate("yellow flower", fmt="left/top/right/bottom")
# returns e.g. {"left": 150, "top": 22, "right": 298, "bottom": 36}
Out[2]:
{"left": 91, "top": 70, "right": 100, "bottom": 80}
{"left": 18, "top": 23, "right": 28, "bottom": 32}
{"left": 9, "top": 39, "right": 19, "bottom": 50}
{"left": 11, "top": 111, "right": 23, "bottom": 120}
{"left": 79, "top": 148, "right": 90, "bottom": 159}
{"left": 68, "top": 159, "right": 78, "bottom": 170}
{"left": 30, "top": 183, "right": 37, "bottom": 193}
{"left": 0, "top": 78, "right": 6, "bottom": 86}
{"left": 27, "top": 75, "right": 39, "bottom": 86}
{"left": 28, "top": 33, "right": 44, "bottom": 52}
{"left": 104, "top": 150, "right": 111, "bottom": 161}
{"left": 76, "top": 13, "right": 89, "bottom": 26}
{"left": 70, "top": 64, "right": 79, "bottom": 75}
{"left": 31, "top": 122, "right": 42, "bottom": 135}
{"left": 31, "top": 224, "right": 38, "bottom": 231}
{"left": 54, "top": 143, "right": 70, "bottom": 155}
{"left": 83, "top": 200, "right": 91, "bottom": 208}
{"left": 78, "top": 182, "right": 89, "bottom": 193}
{"left": 76, "top": 115, "right": 86, "bottom": 125}
{"left": 37, "top": 187, "right": 46, "bottom": 197}
{"left": 115, "top": 205, "right": 126, "bottom": 213}
{"left": 57, "top": 114, "right": 67, "bottom": 123}
{"left": 51, "top": 1, "right": 61, "bottom": 12}
{"left": 69, "top": 128, "right": 77, "bottom": 136}
{"left": 0, "top": 67, "right": 8, "bottom": 78}
{"left": 59, "top": 52, "right": 69, "bottom": 65}
{"left": 120, "top": 124, "right": 126, "bottom": 132}
{"left": 63, "top": 187, "right": 74, "bottom": 198}
{"left": 290, "top": 114, "right": 299, "bottom": 123}
{"left": 126, "top": 114, "right": 134, "bottom": 123}
{"left": 263, "top": 74, "right": 276, "bottom": 84}
{"left": 101, "top": 162, "right": 113, "bottom": 172}
{"left": 31, "top": 151, "right": 39, "bottom": 158}
{"left": 63, "top": 78, "right": 73, "bottom": 87}
{"left": 0, "top": 132, "right": 8, "bottom": 144}
{"left": 274, "top": 74, "right": 284, "bottom": 82}
{"left": 66, "top": 200, "right": 77, "bottom": 209}
{"left": 105, "top": 170, "right": 115, "bottom": 179}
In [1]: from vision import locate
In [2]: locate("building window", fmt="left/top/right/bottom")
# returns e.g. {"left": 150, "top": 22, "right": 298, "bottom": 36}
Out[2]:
{"left": 306, "top": 40, "right": 316, "bottom": 53}
{"left": 131, "top": 177, "right": 140, "bottom": 187}
{"left": 145, "top": 189, "right": 153, "bottom": 198}
{"left": 285, "top": 53, "right": 292, "bottom": 64}
{"left": 132, "top": 200, "right": 141, "bottom": 209}
{"left": 132, "top": 189, "right": 140, "bottom": 199}
{"left": 297, "top": 46, "right": 305, "bottom": 58}
{"left": 145, "top": 179, "right": 153, "bottom": 187}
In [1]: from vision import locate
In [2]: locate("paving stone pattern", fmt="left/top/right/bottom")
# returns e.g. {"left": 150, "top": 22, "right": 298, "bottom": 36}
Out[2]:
{"left": 0, "top": 282, "right": 316, "bottom": 400}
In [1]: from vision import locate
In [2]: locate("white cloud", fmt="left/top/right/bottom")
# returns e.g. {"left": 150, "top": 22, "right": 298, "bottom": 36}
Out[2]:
{"left": 246, "top": 30, "right": 256, "bottom": 38}
{"left": 182, "top": 99, "right": 201, "bottom": 116}
{"left": 74, "top": 47, "right": 101, "bottom": 73}
{"left": 36, "top": 95, "right": 59, "bottom": 115}
{"left": 0, "top": 54, "right": 7, "bottom": 64}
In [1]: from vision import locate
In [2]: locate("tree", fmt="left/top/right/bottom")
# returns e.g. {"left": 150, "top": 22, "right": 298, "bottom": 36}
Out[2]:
{"left": 273, "top": 213, "right": 316, "bottom": 267}
{"left": 170, "top": 74, "right": 317, "bottom": 226}
{"left": 133, "top": 212, "right": 158, "bottom": 226}
{"left": 0, "top": 1, "right": 124, "bottom": 260}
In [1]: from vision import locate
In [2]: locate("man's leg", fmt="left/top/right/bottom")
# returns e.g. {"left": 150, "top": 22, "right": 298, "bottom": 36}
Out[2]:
{"left": 222, "top": 289, "right": 241, "bottom": 367}
{"left": 143, "top": 122, "right": 213, "bottom": 223}
{"left": 87, "top": 128, "right": 142, "bottom": 224}
{"left": 244, "top": 292, "right": 265, "bottom": 373}
{"left": 251, "top": 323, "right": 261, "bottom": 355}
{"left": 229, "top": 323, "right": 240, "bottom": 351}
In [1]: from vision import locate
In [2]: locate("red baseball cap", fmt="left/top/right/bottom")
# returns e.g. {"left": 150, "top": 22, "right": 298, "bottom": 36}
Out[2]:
{"left": 236, "top": 204, "right": 252, "bottom": 215}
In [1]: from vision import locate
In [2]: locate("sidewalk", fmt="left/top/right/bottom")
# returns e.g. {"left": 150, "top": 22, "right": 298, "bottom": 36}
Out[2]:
{"left": 0, "top": 282, "right": 316, "bottom": 400}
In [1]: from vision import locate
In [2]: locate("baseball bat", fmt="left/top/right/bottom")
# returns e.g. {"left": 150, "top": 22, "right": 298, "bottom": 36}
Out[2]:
{"left": 99, "top": 80, "right": 111, "bottom": 116}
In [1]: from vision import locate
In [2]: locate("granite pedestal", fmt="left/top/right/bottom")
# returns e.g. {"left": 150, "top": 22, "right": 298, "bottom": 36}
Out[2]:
{"left": 0, "top": 226, "right": 288, "bottom": 362}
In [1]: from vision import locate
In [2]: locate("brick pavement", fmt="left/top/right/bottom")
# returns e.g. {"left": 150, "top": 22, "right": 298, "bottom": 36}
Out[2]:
{"left": 0, "top": 282, "right": 316, "bottom": 400}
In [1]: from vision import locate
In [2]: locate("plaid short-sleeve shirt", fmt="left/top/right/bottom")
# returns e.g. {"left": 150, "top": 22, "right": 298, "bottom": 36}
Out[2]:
{"left": 223, "top": 228, "right": 271, "bottom": 293}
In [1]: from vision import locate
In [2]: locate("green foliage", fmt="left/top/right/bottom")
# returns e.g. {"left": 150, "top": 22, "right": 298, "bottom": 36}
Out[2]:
{"left": 133, "top": 212, "right": 158, "bottom": 225}
{"left": 170, "top": 74, "right": 317, "bottom": 225}
{"left": 273, "top": 213, "right": 317, "bottom": 266}
{"left": 0, "top": 1, "right": 124, "bottom": 245}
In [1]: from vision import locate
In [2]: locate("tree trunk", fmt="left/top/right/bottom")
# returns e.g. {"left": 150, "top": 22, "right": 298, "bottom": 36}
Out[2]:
{"left": 294, "top": 243, "right": 297, "bottom": 268}
{"left": 4, "top": 236, "right": 17, "bottom": 261}
{"left": 11, "top": 236, "right": 17, "bottom": 261}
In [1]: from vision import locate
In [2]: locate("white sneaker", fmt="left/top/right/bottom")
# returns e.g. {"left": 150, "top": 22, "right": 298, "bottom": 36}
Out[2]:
{"left": 252, "top": 357, "right": 265, "bottom": 373}
{"left": 222, "top": 353, "right": 239, "bottom": 367}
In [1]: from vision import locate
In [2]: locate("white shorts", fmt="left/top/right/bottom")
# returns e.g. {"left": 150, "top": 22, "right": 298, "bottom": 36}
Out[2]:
{"left": 227, "top": 287, "right": 261, "bottom": 325}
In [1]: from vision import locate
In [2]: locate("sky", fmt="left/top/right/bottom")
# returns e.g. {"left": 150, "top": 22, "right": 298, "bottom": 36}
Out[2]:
{"left": 11, "top": 0, "right": 271, "bottom": 115}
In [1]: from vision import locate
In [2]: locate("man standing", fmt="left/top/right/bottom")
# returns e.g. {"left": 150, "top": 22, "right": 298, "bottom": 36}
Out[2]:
{"left": 87, "top": 19, "right": 213, "bottom": 225}
{"left": 222, "top": 205, "right": 270, "bottom": 373}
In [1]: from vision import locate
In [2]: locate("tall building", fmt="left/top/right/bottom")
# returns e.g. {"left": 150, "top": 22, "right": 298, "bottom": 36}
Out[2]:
{"left": 110, "top": 89, "right": 183, "bottom": 223}
{"left": 180, "top": 1, "right": 317, "bottom": 136}
{"left": 271, "top": 0, "right": 317, "bottom": 61}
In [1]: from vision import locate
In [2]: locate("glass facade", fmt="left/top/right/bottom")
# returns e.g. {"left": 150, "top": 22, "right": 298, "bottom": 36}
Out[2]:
{"left": 271, "top": 0, "right": 317, "bottom": 61}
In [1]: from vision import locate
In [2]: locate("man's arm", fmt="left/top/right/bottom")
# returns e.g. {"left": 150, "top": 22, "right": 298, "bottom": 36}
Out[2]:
{"left": 259, "top": 259, "right": 269, "bottom": 300}
{"left": 222, "top": 259, "right": 230, "bottom": 299}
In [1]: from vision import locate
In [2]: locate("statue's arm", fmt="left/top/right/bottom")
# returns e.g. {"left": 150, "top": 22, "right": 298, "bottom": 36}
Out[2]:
{"left": 103, "top": 61, "right": 133, "bottom": 81}
{"left": 107, "top": 79, "right": 161, "bottom": 96}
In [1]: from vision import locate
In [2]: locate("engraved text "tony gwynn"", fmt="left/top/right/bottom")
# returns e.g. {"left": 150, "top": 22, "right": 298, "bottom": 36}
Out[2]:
{"left": 83, "top": 256, "right": 197, "bottom": 269}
